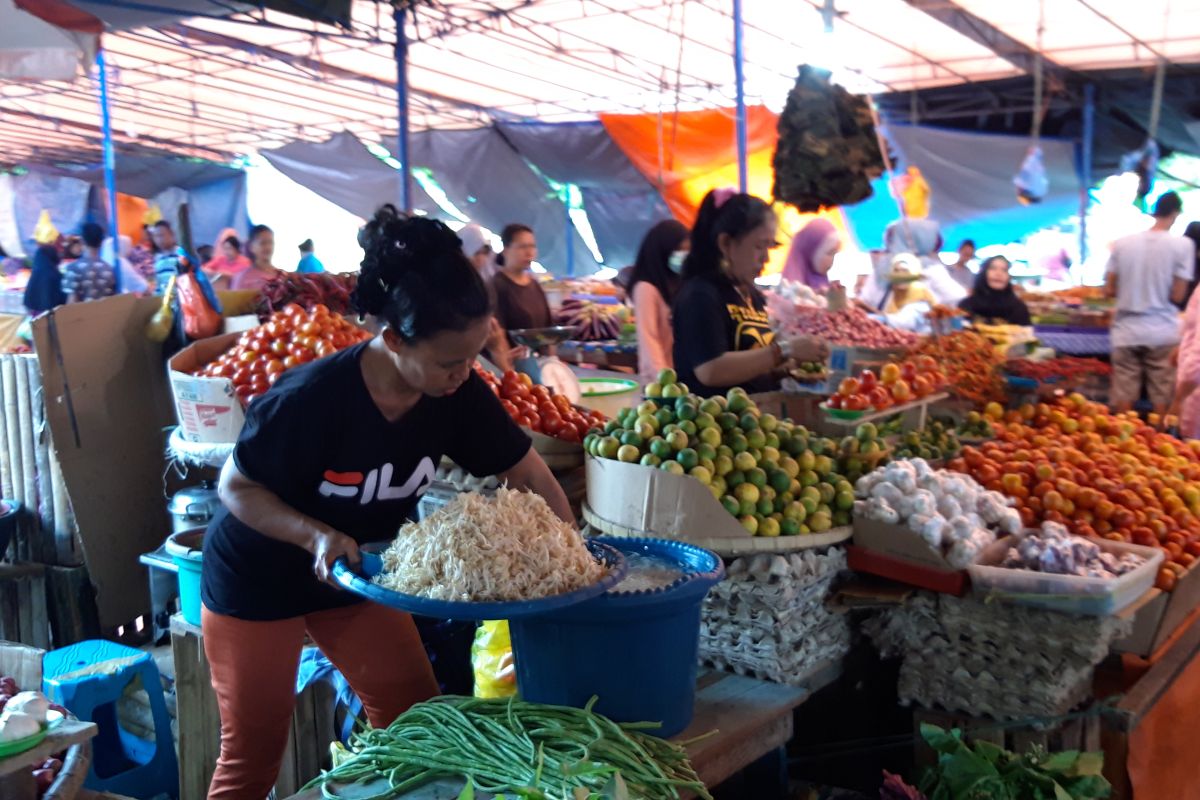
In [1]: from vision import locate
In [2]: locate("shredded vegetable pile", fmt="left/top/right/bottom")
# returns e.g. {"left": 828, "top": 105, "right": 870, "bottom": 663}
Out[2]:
{"left": 375, "top": 488, "right": 604, "bottom": 602}
{"left": 307, "top": 695, "right": 712, "bottom": 800}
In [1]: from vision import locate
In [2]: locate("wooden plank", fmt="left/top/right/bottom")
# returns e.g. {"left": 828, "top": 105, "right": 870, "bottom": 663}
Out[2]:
{"left": 47, "top": 444, "right": 77, "bottom": 567}
{"left": 0, "top": 719, "right": 97, "bottom": 778}
{"left": 44, "top": 740, "right": 91, "bottom": 800}
{"left": 2, "top": 358, "right": 26, "bottom": 559}
{"left": 45, "top": 565, "right": 100, "bottom": 648}
{"left": 14, "top": 355, "right": 38, "bottom": 563}
{"left": 172, "top": 622, "right": 217, "bottom": 800}
{"left": 24, "top": 357, "right": 53, "bottom": 564}
{"left": 1055, "top": 718, "right": 1082, "bottom": 752}
{"left": 0, "top": 358, "right": 13, "bottom": 500}
{"left": 1115, "top": 610, "right": 1200, "bottom": 731}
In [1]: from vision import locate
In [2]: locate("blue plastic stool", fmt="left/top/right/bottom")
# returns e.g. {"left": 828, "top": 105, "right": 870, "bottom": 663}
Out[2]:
{"left": 43, "top": 640, "right": 179, "bottom": 799}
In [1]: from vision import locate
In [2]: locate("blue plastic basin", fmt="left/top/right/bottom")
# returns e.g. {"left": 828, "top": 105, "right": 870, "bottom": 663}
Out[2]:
{"left": 508, "top": 537, "right": 724, "bottom": 737}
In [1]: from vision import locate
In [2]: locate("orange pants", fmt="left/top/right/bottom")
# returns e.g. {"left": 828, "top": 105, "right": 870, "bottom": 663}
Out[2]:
{"left": 201, "top": 602, "right": 438, "bottom": 800}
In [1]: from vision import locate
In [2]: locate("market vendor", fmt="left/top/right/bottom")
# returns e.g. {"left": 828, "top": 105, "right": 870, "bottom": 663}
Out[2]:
{"left": 230, "top": 224, "right": 282, "bottom": 292}
{"left": 958, "top": 256, "right": 1031, "bottom": 326}
{"left": 202, "top": 228, "right": 250, "bottom": 290}
{"left": 200, "top": 207, "right": 573, "bottom": 799}
{"left": 492, "top": 223, "right": 552, "bottom": 333}
{"left": 781, "top": 217, "right": 840, "bottom": 290}
{"left": 630, "top": 219, "right": 687, "bottom": 381}
{"left": 672, "top": 188, "right": 827, "bottom": 394}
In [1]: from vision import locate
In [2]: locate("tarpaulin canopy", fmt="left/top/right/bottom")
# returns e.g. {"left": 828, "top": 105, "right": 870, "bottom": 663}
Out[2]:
{"left": 2, "top": 0, "right": 1196, "bottom": 167}
{"left": 261, "top": 131, "right": 441, "bottom": 220}
{"left": 405, "top": 127, "right": 602, "bottom": 275}
{"left": 496, "top": 120, "right": 672, "bottom": 268}
{"left": 36, "top": 152, "right": 240, "bottom": 198}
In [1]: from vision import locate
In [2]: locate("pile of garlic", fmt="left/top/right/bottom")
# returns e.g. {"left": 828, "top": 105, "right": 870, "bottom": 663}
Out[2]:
{"left": 855, "top": 458, "right": 1022, "bottom": 569}
{"left": 1000, "top": 521, "right": 1145, "bottom": 578}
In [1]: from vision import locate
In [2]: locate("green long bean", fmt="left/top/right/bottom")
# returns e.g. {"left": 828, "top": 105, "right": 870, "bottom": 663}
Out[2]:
{"left": 305, "top": 695, "right": 712, "bottom": 800}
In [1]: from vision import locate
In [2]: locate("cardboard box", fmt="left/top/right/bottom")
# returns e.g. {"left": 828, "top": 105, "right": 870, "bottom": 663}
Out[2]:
{"left": 33, "top": 295, "right": 179, "bottom": 629}
{"left": 167, "top": 332, "right": 243, "bottom": 444}
{"left": 1115, "top": 560, "right": 1200, "bottom": 656}
{"left": 851, "top": 516, "right": 958, "bottom": 572}
{"left": 585, "top": 455, "right": 751, "bottom": 542}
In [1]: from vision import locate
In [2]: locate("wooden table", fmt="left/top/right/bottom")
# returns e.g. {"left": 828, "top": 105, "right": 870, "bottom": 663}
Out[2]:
{"left": 285, "top": 672, "right": 811, "bottom": 799}
{"left": 0, "top": 719, "right": 97, "bottom": 799}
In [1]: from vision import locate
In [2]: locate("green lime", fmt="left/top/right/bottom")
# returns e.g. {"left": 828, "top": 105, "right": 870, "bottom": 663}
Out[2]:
{"left": 756, "top": 498, "right": 774, "bottom": 517}
{"left": 832, "top": 509, "right": 850, "bottom": 527}
{"left": 695, "top": 411, "right": 717, "bottom": 430}
{"left": 689, "top": 465, "right": 712, "bottom": 485}
{"left": 784, "top": 501, "right": 807, "bottom": 523}
{"left": 599, "top": 436, "right": 621, "bottom": 459}
{"left": 814, "top": 455, "right": 833, "bottom": 477}
{"left": 808, "top": 511, "right": 832, "bottom": 532}
{"left": 675, "top": 399, "right": 698, "bottom": 421}
{"left": 620, "top": 431, "right": 643, "bottom": 449}
{"left": 657, "top": 367, "right": 677, "bottom": 385}
{"left": 665, "top": 430, "right": 689, "bottom": 451}
{"left": 769, "top": 469, "right": 792, "bottom": 493}
{"left": 733, "top": 452, "right": 756, "bottom": 472}
{"left": 746, "top": 468, "right": 767, "bottom": 489}
{"left": 734, "top": 482, "right": 760, "bottom": 505}
{"left": 649, "top": 437, "right": 672, "bottom": 459}
{"left": 721, "top": 495, "right": 740, "bottom": 516}
{"left": 714, "top": 455, "right": 734, "bottom": 476}
{"left": 660, "top": 460, "right": 685, "bottom": 476}
{"left": 718, "top": 412, "right": 739, "bottom": 432}
{"left": 817, "top": 482, "right": 836, "bottom": 505}
{"left": 676, "top": 448, "right": 699, "bottom": 470}
{"left": 640, "top": 453, "right": 662, "bottom": 467}
{"left": 699, "top": 398, "right": 722, "bottom": 417}
{"left": 760, "top": 413, "right": 778, "bottom": 432}
{"left": 617, "top": 444, "right": 640, "bottom": 463}
{"left": 758, "top": 517, "right": 781, "bottom": 537}
{"left": 727, "top": 433, "right": 749, "bottom": 454}
{"left": 727, "top": 392, "right": 749, "bottom": 414}
{"left": 645, "top": 382, "right": 663, "bottom": 398}
{"left": 739, "top": 515, "right": 758, "bottom": 535}
{"left": 662, "top": 383, "right": 684, "bottom": 399}
{"left": 699, "top": 426, "right": 722, "bottom": 447}
{"left": 781, "top": 517, "right": 801, "bottom": 536}
{"left": 654, "top": 407, "right": 675, "bottom": 428}
{"left": 726, "top": 470, "right": 746, "bottom": 489}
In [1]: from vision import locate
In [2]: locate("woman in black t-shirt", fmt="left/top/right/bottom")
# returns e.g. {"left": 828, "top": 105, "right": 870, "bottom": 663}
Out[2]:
{"left": 201, "top": 208, "right": 572, "bottom": 799}
{"left": 672, "top": 188, "right": 828, "bottom": 394}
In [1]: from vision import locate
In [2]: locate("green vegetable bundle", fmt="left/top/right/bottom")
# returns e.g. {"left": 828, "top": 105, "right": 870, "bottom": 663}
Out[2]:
{"left": 919, "top": 724, "right": 1111, "bottom": 800}
{"left": 772, "top": 65, "right": 885, "bottom": 212}
{"left": 305, "top": 695, "right": 712, "bottom": 800}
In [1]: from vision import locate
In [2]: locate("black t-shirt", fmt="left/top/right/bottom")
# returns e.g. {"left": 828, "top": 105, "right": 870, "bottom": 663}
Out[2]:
{"left": 671, "top": 276, "right": 777, "bottom": 395}
{"left": 201, "top": 342, "right": 532, "bottom": 621}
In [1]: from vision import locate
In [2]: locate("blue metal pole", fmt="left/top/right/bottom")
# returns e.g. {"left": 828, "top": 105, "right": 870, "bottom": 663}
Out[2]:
{"left": 564, "top": 193, "right": 574, "bottom": 278}
{"left": 1080, "top": 83, "right": 1095, "bottom": 265}
{"left": 97, "top": 46, "right": 121, "bottom": 292}
{"left": 394, "top": 5, "right": 412, "bottom": 212}
{"left": 732, "top": 0, "right": 748, "bottom": 193}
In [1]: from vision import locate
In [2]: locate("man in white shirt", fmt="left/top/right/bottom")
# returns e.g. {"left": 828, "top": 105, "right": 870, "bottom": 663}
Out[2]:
{"left": 1105, "top": 192, "right": 1194, "bottom": 414}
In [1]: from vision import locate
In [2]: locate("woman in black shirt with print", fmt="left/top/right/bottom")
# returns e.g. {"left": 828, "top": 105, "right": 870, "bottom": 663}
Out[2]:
{"left": 201, "top": 207, "right": 572, "bottom": 799}
{"left": 672, "top": 188, "right": 828, "bottom": 394}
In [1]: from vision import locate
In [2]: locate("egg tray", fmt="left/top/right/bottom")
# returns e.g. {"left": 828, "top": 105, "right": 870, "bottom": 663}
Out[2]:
{"left": 703, "top": 590, "right": 838, "bottom": 632}
{"left": 700, "top": 642, "right": 850, "bottom": 688}
{"left": 701, "top": 615, "right": 849, "bottom": 656}
{"left": 897, "top": 667, "right": 1093, "bottom": 723}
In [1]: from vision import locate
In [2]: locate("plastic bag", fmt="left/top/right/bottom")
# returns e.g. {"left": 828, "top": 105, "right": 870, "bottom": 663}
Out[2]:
{"left": 177, "top": 265, "right": 222, "bottom": 340}
{"left": 894, "top": 166, "right": 930, "bottom": 219}
{"left": 145, "top": 275, "right": 176, "bottom": 342}
{"left": 471, "top": 620, "right": 517, "bottom": 699}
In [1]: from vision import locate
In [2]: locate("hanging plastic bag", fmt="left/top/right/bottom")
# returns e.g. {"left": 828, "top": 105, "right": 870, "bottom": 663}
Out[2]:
{"left": 471, "top": 620, "right": 517, "bottom": 699}
{"left": 145, "top": 275, "right": 176, "bottom": 342}
{"left": 177, "top": 262, "right": 222, "bottom": 340}
{"left": 893, "top": 166, "right": 931, "bottom": 219}
{"left": 1119, "top": 138, "right": 1159, "bottom": 209}
{"left": 1014, "top": 146, "right": 1049, "bottom": 205}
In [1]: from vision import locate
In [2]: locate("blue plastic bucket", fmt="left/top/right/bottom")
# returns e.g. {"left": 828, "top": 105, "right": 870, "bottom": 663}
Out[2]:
{"left": 508, "top": 537, "right": 723, "bottom": 737}
{"left": 165, "top": 529, "right": 205, "bottom": 626}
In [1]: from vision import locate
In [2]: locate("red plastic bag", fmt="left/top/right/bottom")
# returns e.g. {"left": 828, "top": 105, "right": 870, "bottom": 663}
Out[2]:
{"left": 177, "top": 267, "right": 221, "bottom": 340}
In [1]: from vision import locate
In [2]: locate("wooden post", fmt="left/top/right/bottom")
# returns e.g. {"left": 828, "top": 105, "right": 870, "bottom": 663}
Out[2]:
{"left": 14, "top": 356, "right": 38, "bottom": 563}
{"left": 27, "top": 357, "right": 57, "bottom": 564}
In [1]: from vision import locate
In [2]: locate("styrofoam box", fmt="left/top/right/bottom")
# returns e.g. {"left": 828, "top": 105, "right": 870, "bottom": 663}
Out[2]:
{"left": 968, "top": 535, "right": 1163, "bottom": 616}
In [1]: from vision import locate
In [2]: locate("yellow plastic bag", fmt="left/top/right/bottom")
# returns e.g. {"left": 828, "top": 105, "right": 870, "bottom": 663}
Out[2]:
{"left": 33, "top": 210, "right": 59, "bottom": 245}
{"left": 145, "top": 275, "right": 176, "bottom": 343}
{"left": 471, "top": 620, "right": 517, "bottom": 698}
{"left": 894, "top": 166, "right": 931, "bottom": 219}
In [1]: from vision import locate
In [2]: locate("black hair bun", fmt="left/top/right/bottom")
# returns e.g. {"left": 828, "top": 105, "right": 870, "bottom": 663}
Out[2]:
{"left": 354, "top": 206, "right": 466, "bottom": 318}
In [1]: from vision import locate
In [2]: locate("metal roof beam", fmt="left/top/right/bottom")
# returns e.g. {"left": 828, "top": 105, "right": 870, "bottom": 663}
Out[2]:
{"left": 903, "top": 0, "right": 1069, "bottom": 76}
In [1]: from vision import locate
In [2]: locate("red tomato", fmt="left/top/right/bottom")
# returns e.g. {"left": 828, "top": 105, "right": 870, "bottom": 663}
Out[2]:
{"left": 542, "top": 416, "right": 564, "bottom": 436}
{"left": 867, "top": 386, "right": 892, "bottom": 409}
{"left": 232, "top": 367, "right": 252, "bottom": 386}
{"left": 843, "top": 393, "right": 870, "bottom": 411}
{"left": 500, "top": 399, "right": 518, "bottom": 417}
{"left": 858, "top": 370, "right": 878, "bottom": 392}
{"left": 553, "top": 395, "right": 572, "bottom": 413}
{"left": 531, "top": 386, "right": 551, "bottom": 403}
{"left": 265, "top": 359, "right": 285, "bottom": 375}
{"left": 234, "top": 384, "right": 255, "bottom": 399}
{"left": 827, "top": 394, "right": 844, "bottom": 409}
{"left": 558, "top": 426, "right": 581, "bottom": 444}
{"left": 315, "top": 341, "right": 335, "bottom": 358}
{"left": 300, "top": 321, "right": 321, "bottom": 336}
{"left": 238, "top": 350, "right": 258, "bottom": 364}
{"left": 311, "top": 303, "right": 330, "bottom": 318}
{"left": 282, "top": 356, "right": 299, "bottom": 370}
{"left": 212, "top": 362, "right": 233, "bottom": 378}
{"left": 900, "top": 362, "right": 918, "bottom": 382}
{"left": 283, "top": 303, "right": 305, "bottom": 318}
{"left": 270, "top": 339, "right": 288, "bottom": 357}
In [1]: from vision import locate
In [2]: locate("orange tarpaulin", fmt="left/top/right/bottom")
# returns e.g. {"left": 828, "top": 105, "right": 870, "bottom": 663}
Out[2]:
{"left": 599, "top": 106, "right": 851, "bottom": 277}
{"left": 116, "top": 193, "right": 149, "bottom": 245}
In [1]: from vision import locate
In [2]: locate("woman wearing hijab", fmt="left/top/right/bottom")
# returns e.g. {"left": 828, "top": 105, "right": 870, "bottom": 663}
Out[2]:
{"left": 458, "top": 223, "right": 494, "bottom": 280}
{"left": 24, "top": 245, "right": 66, "bottom": 315}
{"left": 877, "top": 214, "right": 966, "bottom": 306}
{"left": 782, "top": 218, "right": 840, "bottom": 290}
{"left": 958, "top": 256, "right": 1031, "bottom": 326}
{"left": 204, "top": 228, "right": 252, "bottom": 289}
{"left": 629, "top": 219, "right": 688, "bottom": 380}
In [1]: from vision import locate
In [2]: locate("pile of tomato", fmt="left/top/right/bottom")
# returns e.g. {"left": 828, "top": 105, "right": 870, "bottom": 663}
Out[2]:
{"left": 827, "top": 355, "right": 947, "bottom": 411}
{"left": 909, "top": 331, "right": 1006, "bottom": 406}
{"left": 948, "top": 394, "right": 1200, "bottom": 592}
{"left": 1004, "top": 356, "right": 1111, "bottom": 382}
{"left": 476, "top": 367, "right": 606, "bottom": 444}
{"left": 194, "top": 303, "right": 372, "bottom": 404}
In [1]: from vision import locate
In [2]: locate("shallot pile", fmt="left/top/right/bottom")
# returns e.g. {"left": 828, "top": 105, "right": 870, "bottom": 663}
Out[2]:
{"left": 1000, "top": 522, "right": 1145, "bottom": 579}
{"left": 775, "top": 307, "right": 918, "bottom": 348}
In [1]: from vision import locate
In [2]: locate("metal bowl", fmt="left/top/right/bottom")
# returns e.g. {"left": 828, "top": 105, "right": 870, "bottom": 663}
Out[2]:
{"left": 508, "top": 326, "right": 578, "bottom": 350}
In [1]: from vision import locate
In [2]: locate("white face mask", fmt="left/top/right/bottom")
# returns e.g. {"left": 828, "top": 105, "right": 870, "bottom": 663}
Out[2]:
{"left": 668, "top": 250, "right": 687, "bottom": 274}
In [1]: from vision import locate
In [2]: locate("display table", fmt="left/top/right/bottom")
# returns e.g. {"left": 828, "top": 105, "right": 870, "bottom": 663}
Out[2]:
{"left": 1033, "top": 325, "right": 1110, "bottom": 356}
{"left": 0, "top": 719, "right": 97, "bottom": 799}
{"left": 284, "top": 672, "right": 812, "bottom": 800}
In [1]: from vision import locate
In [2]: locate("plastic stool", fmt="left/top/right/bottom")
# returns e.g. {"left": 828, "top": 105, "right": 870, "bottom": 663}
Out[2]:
{"left": 43, "top": 640, "right": 179, "bottom": 799}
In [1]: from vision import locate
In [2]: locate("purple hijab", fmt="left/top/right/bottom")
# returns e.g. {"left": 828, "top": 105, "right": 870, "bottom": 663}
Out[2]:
{"left": 782, "top": 218, "right": 837, "bottom": 290}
